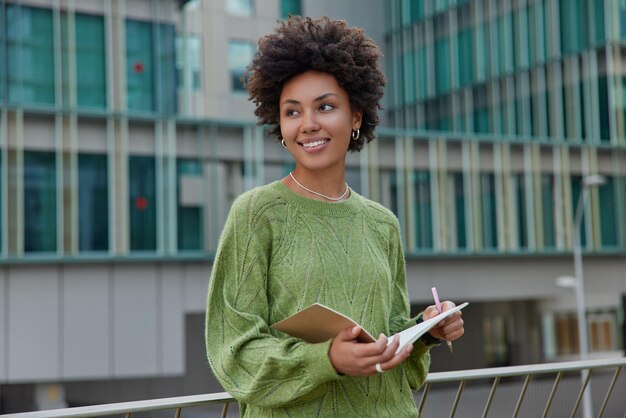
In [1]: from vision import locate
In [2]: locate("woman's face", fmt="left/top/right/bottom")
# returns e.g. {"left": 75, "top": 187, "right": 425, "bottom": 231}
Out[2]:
{"left": 279, "top": 70, "right": 362, "bottom": 173}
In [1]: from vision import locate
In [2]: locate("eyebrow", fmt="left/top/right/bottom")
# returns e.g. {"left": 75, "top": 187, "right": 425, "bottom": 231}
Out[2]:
{"left": 280, "top": 92, "right": 338, "bottom": 106}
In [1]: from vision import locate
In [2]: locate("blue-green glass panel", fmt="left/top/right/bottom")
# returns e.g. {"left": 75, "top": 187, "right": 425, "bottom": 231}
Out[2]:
{"left": 280, "top": 0, "right": 301, "bottom": 19}
{"left": 229, "top": 40, "right": 254, "bottom": 92}
{"left": 156, "top": 23, "right": 177, "bottom": 114}
{"left": 78, "top": 154, "right": 109, "bottom": 251}
{"left": 475, "top": 24, "right": 487, "bottom": 81}
{"left": 598, "top": 177, "right": 618, "bottom": 247}
{"left": 559, "top": 0, "right": 584, "bottom": 54}
{"left": 413, "top": 171, "right": 432, "bottom": 249}
{"left": 0, "top": 5, "right": 6, "bottom": 103}
{"left": 75, "top": 14, "right": 106, "bottom": 108}
{"left": 453, "top": 173, "right": 467, "bottom": 249}
{"left": 24, "top": 151, "right": 57, "bottom": 253}
{"left": 473, "top": 108, "right": 489, "bottom": 134}
{"left": 541, "top": 174, "right": 555, "bottom": 248}
{"left": 570, "top": 176, "right": 587, "bottom": 247}
{"left": 227, "top": 0, "right": 253, "bottom": 17}
{"left": 126, "top": 19, "right": 154, "bottom": 111}
{"left": 457, "top": 29, "right": 473, "bottom": 87}
{"left": 435, "top": 37, "right": 450, "bottom": 94}
{"left": 177, "top": 159, "right": 203, "bottom": 251}
{"left": 594, "top": 0, "right": 606, "bottom": 44}
{"left": 403, "top": 51, "right": 415, "bottom": 104}
{"left": 619, "top": 0, "right": 626, "bottom": 39}
{"left": 416, "top": 47, "right": 427, "bottom": 99}
{"left": 7, "top": 5, "right": 55, "bottom": 105}
{"left": 599, "top": 77, "right": 610, "bottom": 141}
{"left": 129, "top": 156, "right": 157, "bottom": 251}
{"left": 410, "top": 0, "right": 424, "bottom": 23}
{"left": 481, "top": 173, "right": 497, "bottom": 249}
{"left": 380, "top": 169, "right": 399, "bottom": 218}
{"left": 514, "top": 174, "right": 528, "bottom": 248}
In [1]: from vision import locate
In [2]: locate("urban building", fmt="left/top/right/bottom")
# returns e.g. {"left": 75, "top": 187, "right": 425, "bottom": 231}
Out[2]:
{"left": 0, "top": 0, "right": 624, "bottom": 413}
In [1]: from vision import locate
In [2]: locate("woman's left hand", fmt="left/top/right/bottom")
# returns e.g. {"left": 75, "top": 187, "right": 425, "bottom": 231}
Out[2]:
{"left": 423, "top": 301, "right": 464, "bottom": 342}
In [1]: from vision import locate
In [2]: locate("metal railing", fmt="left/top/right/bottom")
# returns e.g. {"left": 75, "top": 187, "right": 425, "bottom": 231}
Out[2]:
{"left": 2, "top": 357, "right": 625, "bottom": 418}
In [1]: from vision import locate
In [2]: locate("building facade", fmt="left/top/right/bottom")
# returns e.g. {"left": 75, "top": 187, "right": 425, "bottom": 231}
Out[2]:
{"left": 0, "top": 0, "right": 624, "bottom": 413}
{"left": 384, "top": 0, "right": 626, "bottom": 361}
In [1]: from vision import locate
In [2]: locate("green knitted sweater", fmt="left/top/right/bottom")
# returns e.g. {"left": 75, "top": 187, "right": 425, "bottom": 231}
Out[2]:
{"left": 205, "top": 181, "right": 432, "bottom": 417}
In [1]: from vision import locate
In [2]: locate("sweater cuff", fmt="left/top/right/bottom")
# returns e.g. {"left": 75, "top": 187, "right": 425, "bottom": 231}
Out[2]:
{"left": 301, "top": 339, "right": 344, "bottom": 383}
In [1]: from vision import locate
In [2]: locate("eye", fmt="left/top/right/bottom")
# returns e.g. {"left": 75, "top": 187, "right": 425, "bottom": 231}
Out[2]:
{"left": 285, "top": 108, "right": 300, "bottom": 117}
{"left": 320, "top": 103, "right": 335, "bottom": 111}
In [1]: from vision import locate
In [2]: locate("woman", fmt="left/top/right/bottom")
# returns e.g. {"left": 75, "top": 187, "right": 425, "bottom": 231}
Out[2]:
{"left": 205, "top": 16, "right": 464, "bottom": 417}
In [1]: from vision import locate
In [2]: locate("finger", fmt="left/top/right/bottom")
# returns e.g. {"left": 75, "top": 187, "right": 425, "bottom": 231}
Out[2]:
{"left": 440, "top": 319, "right": 465, "bottom": 341}
{"left": 335, "top": 325, "right": 362, "bottom": 342}
{"left": 422, "top": 305, "right": 439, "bottom": 320}
{"left": 441, "top": 300, "right": 457, "bottom": 311}
{"left": 379, "top": 343, "right": 414, "bottom": 371}
{"left": 376, "top": 334, "right": 401, "bottom": 363}
{"left": 352, "top": 333, "right": 388, "bottom": 358}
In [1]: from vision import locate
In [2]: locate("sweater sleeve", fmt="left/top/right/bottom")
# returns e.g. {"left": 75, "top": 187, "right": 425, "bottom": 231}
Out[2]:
{"left": 386, "top": 220, "right": 432, "bottom": 391}
{"left": 205, "top": 191, "right": 342, "bottom": 408}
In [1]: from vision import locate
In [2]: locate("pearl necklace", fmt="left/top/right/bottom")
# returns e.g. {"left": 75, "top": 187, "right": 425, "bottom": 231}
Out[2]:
{"left": 289, "top": 172, "right": 349, "bottom": 202}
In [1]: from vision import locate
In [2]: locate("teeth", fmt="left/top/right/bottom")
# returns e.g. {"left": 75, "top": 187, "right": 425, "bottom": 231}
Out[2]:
{"left": 302, "top": 140, "right": 328, "bottom": 148}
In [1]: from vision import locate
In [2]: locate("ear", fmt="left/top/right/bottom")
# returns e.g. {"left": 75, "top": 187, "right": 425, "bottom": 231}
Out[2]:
{"left": 352, "top": 110, "right": 363, "bottom": 131}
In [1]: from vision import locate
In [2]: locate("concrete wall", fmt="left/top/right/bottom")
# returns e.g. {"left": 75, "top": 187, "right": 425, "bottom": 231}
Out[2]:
{"left": 0, "top": 262, "right": 209, "bottom": 383}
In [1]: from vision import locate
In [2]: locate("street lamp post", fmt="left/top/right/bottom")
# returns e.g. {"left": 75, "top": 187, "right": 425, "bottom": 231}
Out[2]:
{"left": 572, "top": 174, "right": 605, "bottom": 418}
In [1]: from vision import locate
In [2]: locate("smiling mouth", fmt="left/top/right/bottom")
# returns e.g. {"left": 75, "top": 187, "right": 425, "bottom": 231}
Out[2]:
{"left": 301, "top": 139, "right": 329, "bottom": 148}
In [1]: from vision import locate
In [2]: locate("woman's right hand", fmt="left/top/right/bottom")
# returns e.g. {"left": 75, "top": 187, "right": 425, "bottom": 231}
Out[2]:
{"left": 328, "top": 325, "right": 413, "bottom": 376}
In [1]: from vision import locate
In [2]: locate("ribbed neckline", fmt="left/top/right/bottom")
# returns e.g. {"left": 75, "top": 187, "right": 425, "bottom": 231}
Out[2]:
{"left": 271, "top": 180, "right": 362, "bottom": 217}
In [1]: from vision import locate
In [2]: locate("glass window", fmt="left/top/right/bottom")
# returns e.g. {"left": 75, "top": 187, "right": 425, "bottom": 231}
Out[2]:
{"left": 129, "top": 156, "right": 157, "bottom": 251}
{"left": 280, "top": 0, "right": 301, "bottom": 19}
{"left": 78, "top": 154, "right": 109, "bottom": 252}
{"left": 125, "top": 19, "right": 176, "bottom": 113}
{"left": 378, "top": 169, "right": 399, "bottom": 218}
{"left": 483, "top": 315, "right": 510, "bottom": 367}
{"left": 457, "top": 28, "right": 473, "bottom": 87}
{"left": 229, "top": 40, "right": 254, "bottom": 92}
{"left": 598, "top": 176, "right": 618, "bottom": 248}
{"left": 227, "top": 0, "right": 254, "bottom": 17}
{"left": 452, "top": 172, "right": 467, "bottom": 250}
{"left": 403, "top": 51, "right": 416, "bottom": 104}
{"left": 570, "top": 175, "right": 587, "bottom": 247}
{"left": 126, "top": 19, "right": 154, "bottom": 112}
{"left": 435, "top": 37, "right": 450, "bottom": 94}
{"left": 155, "top": 23, "right": 177, "bottom": 114}
{"left": 559, "top": 0, "right": 584, "bottom": 54}
{"left": 599, "top": 77, "right": 610, "bottom": 141}
{"left": 546, "top": 309, "right": 620, "bottom": 356}
{"left": 541, "top": 174, "right": 556, "bottom": 248}
{"left": 413, "top": 171, "right": 432, "bottom": 250}
{"left": 24, "top": 151, "right": 57, "bottom": 253}
{"left": 512, "top": 173, "right": 528, "bottom": 249}
{"left": 0, "top": 5, "right": 6, "bottom": 102}
{"left": 177, "top": 159, "right": 203, "bottom": 251}
{"left": 416, "top": 47, "right": 427, "bottom": 99}
{"left": 73, "top": 13, "right": 106, "bottom": 108}
{"left": 594, "top": 0, "right": 606, "bottom": 44}
{"left": 7, "top": 5, "right": 55, "bottom": 105}
{"left": 176, "top": 34, "right": 202, "bottom": 91}
{"left": 474, "top": 23, "right": 487, "bottom": 82}
{"left": 480, "top": 173, "right": 497, "bottom": 249}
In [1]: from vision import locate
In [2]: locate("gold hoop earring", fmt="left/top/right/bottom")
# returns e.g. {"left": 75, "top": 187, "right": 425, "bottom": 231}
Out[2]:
{"left": 281, "top": 138, "right": 287, "bottom": 149}
{"left": 351, "top": 129, "right": 360, "bottom": 140}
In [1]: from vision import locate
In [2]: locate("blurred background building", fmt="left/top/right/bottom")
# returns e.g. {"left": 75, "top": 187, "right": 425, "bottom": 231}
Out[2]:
{"left": 0, "top": 0, "right": 624, "bottom": 413}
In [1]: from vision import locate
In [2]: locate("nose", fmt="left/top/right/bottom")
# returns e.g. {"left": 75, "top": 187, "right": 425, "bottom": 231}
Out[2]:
{"left": 300, "top": 110, "right": 320, "bottom": 133}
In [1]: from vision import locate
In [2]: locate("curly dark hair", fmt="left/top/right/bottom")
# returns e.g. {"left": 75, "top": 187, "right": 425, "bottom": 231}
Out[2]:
{"left": 245, "top": 15, "right": 386, "bottom": 152}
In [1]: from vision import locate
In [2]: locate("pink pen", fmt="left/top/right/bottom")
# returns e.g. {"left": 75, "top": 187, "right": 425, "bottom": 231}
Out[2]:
{"left": 431, "top": 287, "right": 454, "bottom": 353}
